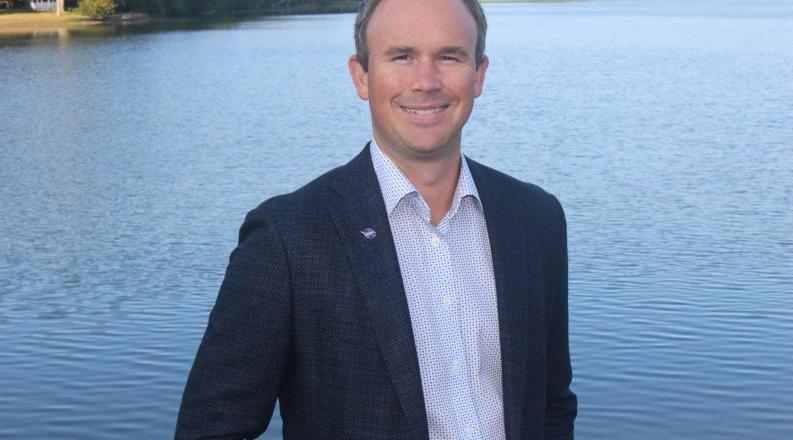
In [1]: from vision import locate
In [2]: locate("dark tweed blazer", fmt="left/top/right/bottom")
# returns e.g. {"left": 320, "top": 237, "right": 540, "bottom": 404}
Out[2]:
{"left": 175, "top": 144, "right": 577, "bottom": 439}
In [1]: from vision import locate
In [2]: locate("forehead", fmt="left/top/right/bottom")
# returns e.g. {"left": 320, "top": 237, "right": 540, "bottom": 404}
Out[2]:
{"left": 366, "top": 0, "right": 478, "bottom": 52}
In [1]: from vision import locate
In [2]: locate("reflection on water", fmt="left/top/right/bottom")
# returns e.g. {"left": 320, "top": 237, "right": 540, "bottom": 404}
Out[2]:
{"left": 1, "top": 0, "right": 792, "bottom": 438}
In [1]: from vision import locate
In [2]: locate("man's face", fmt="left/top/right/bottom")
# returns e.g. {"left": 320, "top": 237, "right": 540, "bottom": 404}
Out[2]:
{"left": 349, "top": 0, "right": 488, "bottom": 162}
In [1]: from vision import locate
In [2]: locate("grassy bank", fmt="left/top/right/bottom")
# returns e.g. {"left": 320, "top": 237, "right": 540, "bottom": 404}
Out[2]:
{"left": 0, "top": 10, "right": 100, "bottom": 29}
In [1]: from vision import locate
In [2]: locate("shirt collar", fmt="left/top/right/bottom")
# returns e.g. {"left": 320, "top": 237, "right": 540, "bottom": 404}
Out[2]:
{"left": 369, "top": 139, "right": 481, "bottom": 219}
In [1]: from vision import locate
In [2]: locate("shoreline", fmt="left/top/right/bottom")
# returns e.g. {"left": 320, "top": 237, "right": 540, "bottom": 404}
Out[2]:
{"left": 0, "top": 11, "right": 101, "bottom": 30}
{"left": 0, "top": 4, "right": 358, "bottom": 34}
{"left": 0, "top": 0, "right": 591, "bottom": 35}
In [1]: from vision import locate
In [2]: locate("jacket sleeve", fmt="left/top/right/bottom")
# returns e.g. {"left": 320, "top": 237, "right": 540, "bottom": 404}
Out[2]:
{"left": 545, "top": 201, "right": 578, "bottom": 439}
{"left": 175, "top": 206, "right": 292, "bottom": 439}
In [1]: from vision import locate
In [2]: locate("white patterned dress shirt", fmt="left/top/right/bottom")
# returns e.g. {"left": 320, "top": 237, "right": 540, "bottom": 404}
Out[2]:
{"left": 370, "top": 141, "right": 506, "bottom": 440}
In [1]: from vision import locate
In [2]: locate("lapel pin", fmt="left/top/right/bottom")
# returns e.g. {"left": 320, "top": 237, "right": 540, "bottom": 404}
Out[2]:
{"left": 360, "top": 227, "right": 377, "bottom": 240}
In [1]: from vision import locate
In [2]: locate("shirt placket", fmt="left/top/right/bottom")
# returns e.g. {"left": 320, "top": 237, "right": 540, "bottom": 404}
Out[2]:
{"left": 419, "top": 204, "right": 482, "bottom": 440}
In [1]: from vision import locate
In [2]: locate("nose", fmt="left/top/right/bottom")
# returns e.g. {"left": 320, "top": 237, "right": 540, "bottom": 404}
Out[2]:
{"left": 412, "top": 57, "right": 442, "bottom": 92}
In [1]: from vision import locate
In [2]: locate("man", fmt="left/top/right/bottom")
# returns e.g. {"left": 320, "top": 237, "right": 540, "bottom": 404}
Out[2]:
{"left": 176, "top": 0, "right": 576, "bottom": 438}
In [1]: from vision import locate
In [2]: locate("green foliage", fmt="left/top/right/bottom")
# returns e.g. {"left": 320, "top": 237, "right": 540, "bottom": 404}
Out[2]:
{"left": 163, "top": 0, "right": 188, "bottom": 15}
{"left": 113, "top": 0, "right": 340, "bottom": 17}
{"left": 79, "top": 0, "right": 117, "bottom": 19}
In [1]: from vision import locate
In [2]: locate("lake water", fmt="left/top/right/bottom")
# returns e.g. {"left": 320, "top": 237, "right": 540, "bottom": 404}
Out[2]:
{"left": 1, "top": 0, "right": 792, "bottom": 438}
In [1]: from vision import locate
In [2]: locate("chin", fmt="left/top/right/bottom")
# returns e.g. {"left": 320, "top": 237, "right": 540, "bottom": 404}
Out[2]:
{"left": 374, "top": 125, "right": 460, "bottom": 160}
{"left": 409, "top": 134, "right": 458, "bottom": 153}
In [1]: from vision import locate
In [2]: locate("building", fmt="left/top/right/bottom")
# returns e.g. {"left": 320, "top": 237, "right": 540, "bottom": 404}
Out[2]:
{"left": 29, "top": 0, "right": 55, "bottom": 11}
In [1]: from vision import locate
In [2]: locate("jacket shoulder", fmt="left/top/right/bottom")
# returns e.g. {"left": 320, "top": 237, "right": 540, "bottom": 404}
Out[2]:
{"left": 466, "top": 157, "right": 564, "bottom": 220}
{"left": 244, "top": 163, "right": 345, "bottom": 223}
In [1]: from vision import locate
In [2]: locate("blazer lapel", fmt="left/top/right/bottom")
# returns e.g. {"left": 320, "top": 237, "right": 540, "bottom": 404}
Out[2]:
{"left": 468, "top": 158, "right": 546, "bottom": 440}
{"left": 327, "top": 145, "right": 429, "bottom": 440}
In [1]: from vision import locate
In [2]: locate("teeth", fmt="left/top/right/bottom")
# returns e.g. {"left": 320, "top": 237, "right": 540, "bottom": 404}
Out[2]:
{"left": 402, "top": 107, "right": 445, "bottom": 115}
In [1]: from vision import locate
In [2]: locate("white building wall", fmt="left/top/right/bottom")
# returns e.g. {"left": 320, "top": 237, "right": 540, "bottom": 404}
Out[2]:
{"left": 30, "top": 0, "right": 56, "bottom": 11}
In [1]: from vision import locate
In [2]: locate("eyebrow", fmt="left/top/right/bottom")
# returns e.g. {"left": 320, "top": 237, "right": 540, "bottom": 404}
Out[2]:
{"left": 383, "top": 47, "right": 416, "bottom": 57}
{"left": 439, "top": 46, "right": 470, "bottom": 58}
{"left": 382, "top": 46, "right": 471, "bottom": 58}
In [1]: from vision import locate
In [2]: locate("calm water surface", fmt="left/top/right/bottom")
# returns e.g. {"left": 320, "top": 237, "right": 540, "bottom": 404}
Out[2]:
{"left": 1, "top": 0, "right": 792, "bottom": 438}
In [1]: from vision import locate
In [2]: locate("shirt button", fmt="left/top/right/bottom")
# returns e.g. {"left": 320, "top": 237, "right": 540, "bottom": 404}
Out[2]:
{"left": 431, "top": 235, "right": 441, "bottom": 246}
{"left": 452, "top": 361, "right": 462, "bottom": 374}
{"left": 442, "top": 296, "right": 452, "bottom": 306}
{"left": 465, "top": 424, "right": 475, "bottom": 435}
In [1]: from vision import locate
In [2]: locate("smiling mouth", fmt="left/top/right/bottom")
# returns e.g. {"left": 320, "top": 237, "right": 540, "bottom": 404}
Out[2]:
{"left": 400, "top": 105, "right": 449, "bottom": 115}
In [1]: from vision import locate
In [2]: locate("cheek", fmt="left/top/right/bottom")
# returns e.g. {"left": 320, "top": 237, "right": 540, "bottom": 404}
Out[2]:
{"left": 454, "top": 74, "right": 478, "bottom": 95}
{"left": 370, "top": 70, "right": 409, "bottom": 97}
{"left": 437, "top": 71, "right": 473, "bottom": 97}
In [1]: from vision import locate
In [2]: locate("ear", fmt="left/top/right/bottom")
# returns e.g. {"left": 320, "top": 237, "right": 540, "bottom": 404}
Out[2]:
{"left": 474, "top": 54, "right": 489, "bottom": 98}
{"left": 348, "top": 55, "right": 370, "bottom": 100}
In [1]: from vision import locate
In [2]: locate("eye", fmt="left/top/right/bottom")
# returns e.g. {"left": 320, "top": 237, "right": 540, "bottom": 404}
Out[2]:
{"left": 392, "top": 54, "right": 411, "bottom": 63}
{"left": 439, "top": 55, "right": 461, "bottom": 63}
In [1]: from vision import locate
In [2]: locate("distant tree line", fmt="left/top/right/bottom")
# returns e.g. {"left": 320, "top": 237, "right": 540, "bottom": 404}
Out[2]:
{"left": 113, "top": 0, "right": 357, "bottom": 17}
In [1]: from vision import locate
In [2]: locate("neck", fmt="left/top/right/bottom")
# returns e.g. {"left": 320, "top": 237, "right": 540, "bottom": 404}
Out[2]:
{"left": 374, "top": 139, "right": 461, "bottom": 226}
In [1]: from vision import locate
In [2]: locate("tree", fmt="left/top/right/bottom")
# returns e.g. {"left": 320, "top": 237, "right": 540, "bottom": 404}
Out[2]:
{"left": 56, "top": 0, "right": 64, "bottom": 16}
{"left": 79, "top": 0, "right": 116, "bottom": 19}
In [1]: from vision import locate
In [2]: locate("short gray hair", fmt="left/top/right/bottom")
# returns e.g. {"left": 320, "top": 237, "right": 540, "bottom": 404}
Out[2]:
{"left": 354, "top": 0, "right": 487, "bottom": 71}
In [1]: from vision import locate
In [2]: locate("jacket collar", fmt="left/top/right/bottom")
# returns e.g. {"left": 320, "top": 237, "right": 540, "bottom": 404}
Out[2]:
{"left": 327, "top": 144, "right": 430, "bottom": 440}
